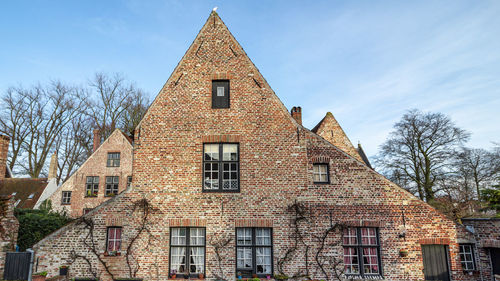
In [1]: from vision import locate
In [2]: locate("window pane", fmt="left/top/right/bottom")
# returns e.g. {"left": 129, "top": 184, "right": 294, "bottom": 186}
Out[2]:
{"left": 171, "top": 228, "right": 187, "bottom": 245}
{"left": 361, "top": 228, "right": 377, "bottom": 245}
{"left": 93, "top": 177, "right": 99, "bottom": 183}
{"left": 204, "top": 144, "right": 219, "bottom": 161}
{"left": 217, "top": 87, "right": 225, "bottom": 97}
{"left": 222, "top": 144, "right": 238, "bottom": 161}
{"left": 171, "top": 247, "right": 186, "bottom": 273}
{"left": 256, "top": 247, "right": 272, "bottom": 274}
{"left": 362, "top": 247, "right": 379, "bottom": 274}
{"left": 86, "top": 177, "right": 92, "bottom": 183}
{"left": 190, "top": 247, "right": 205, "bottom": 273}
{"left": 190, "top": 228, "right": 205, "bottom": 246}
{"left": 237, "top": 228, "right": 252, "bottom": 245}
{"left": 343, "top": 228, "right": 358, "bottom": 245}
{"left": 343, "top": 247, "right": 359, "bottom": 274}
{"left": 256, "top": 228, "right": 271, "bottom": 245}
{"left": 237, "top": 247, "right": 252, "bottom": 269}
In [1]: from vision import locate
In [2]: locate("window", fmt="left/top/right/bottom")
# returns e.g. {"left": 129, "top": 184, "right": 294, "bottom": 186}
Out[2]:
{"left": 106, "top": 227, "right": 122, "bottom": 253}
{"left": 105, "top": 176, "right": 119, "bottom": 196}
{"left": 459, "top": 244, "right": 475, "bottom": 271}
{"left": 107, "top": 152, "right": 121, "bottom": 167}
{"left": 169, "top": 227, "right": 206, "bottom": 276}
{"left": 127, "top": 176, "right": 132, "bottom": 188}
{"left": 313, "top": 163, "right": 329, "bottom": 183}
{"left": 61, "top": 191, "right": 72, "bottom": 205}
{"left": 86, "top": 176, "right": 99, "bottom": 197}
{"left": 27, "top": 193, "right": 35, "bottom": 199}
{"left": 203, "top": 143, "right": 239, "bottom": 192}
{"left": 343, "top": 227, "right": 381, "bottom": 277}
{"left": 212, "top": 80, "right": 230, "bottom": 108}
{"left": 236, "top": 228, "right": 273, "bottom": 277}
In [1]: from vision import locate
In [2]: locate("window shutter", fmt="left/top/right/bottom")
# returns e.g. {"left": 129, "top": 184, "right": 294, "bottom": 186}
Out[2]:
{"left": 212, "top": 80, "right": 230, "bottom": 108}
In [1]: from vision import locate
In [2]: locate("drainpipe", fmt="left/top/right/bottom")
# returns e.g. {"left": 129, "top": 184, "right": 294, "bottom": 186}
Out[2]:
{"left": 27, "top": 248, "right": 34, "bottom": 281}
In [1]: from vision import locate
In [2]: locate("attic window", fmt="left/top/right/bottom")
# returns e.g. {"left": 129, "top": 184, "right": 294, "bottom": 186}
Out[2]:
{"left": 212, "top": 80, "right": 230, "bottom": 108}
{"left": 14, "top": 199, "right": 21, "bottom": 207}
{"left": 27, "top": 193, "right": 35, "bottom": 199}
{"left": 11, "top": 192, "right": 16, "bottom": 196}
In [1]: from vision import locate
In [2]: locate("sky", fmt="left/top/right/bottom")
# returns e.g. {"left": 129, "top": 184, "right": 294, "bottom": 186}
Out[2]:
{"left": 1, "top": 0, "right": 499, "bottom": 161}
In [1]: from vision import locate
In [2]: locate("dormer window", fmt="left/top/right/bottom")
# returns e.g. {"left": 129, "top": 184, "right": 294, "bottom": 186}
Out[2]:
{"left": 212, "top": 80, "right": 230, "bottom": 108}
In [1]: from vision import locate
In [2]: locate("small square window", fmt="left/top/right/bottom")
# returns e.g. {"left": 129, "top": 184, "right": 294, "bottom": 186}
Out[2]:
{"left": 459, "top": 244, "right": 475, "bottom": 271}
{"left": 212, "top": 80, "right": 229, "bottom": 108}
{"left": 61, "top": 191, "right": 72, "bottom": 205}
{"left": 313, "top": 163, "right": 329, "bottom": 183}
{"left": 105, "top": 176, "right": 119, "bottom": 196}
{"left": 107, "top": 152, "right": 121, "bottom": 167}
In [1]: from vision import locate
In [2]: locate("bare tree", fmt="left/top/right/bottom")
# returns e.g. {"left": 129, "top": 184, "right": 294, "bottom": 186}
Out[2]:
{"left": 375, "top": 109, "right": 469, "bottom": 202}
{"left": 19, "top": 82, "right": 83, "bottom": 178}
{"left": 54, "top": 115, "right": 93, "bottom": 183}
{"left": 0, "top": 87, "right": 32, "bottom": 172}
{"left": 84, "top": 73, "right": 148, "bottom": 140}
{"left": 453, "top": 147, "right": 497, "bottom": 201}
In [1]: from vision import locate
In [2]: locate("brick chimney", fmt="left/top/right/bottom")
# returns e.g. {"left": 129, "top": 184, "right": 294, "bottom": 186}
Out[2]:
{"left": 93, "top": 129, "right": 101, "bottom": 152}
{"left": 0, "top": 135, "right": 10, "bottom": 180}
{"left": 291, "top": 106, "right": 302, "bottom": 125}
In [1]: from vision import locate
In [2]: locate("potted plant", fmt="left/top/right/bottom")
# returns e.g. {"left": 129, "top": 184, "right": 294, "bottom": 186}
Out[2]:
{"left": 252, "top": 274, "right": 258, "bottom": 278}
{"left": 59, "top": 265, "right": 69, "bottom": 276}
{"left": 183, "top": 273, "right": 189, "bottom": 279}
{"left": 266, "top": 276, "right": 271, "bottom": 280}
{"left": 399, "top": 249, "right": 409, "bottom": 257}
{"left": 170, "top": 270, "right": 177, "bottom": 279}
{"left": 198, "top": 273, "right": 204, "bottom": 279}
{"left": 237, "top": 272, "right": 242, "bottom": 280}
{"left": 33, "top": 271, "right": 48, "bottom": 281}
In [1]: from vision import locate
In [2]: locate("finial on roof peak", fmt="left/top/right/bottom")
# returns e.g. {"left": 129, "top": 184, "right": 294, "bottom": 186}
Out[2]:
{"left": 212, "top": 7, "right": 218, "bottom": 12}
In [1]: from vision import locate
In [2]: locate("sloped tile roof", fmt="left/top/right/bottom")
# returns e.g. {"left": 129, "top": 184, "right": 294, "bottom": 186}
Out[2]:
{"left": 0, "top": 178, "right": 49, "bottom": 209}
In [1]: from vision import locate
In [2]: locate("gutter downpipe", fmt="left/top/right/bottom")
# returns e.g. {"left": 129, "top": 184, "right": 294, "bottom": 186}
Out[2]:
{"left": 27, "top": 248, "right": 34, "bottom": 281}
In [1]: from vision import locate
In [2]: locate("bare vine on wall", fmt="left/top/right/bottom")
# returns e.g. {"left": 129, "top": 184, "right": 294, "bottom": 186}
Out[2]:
{"left": 277, "top": 201, "right": 346, "bottom": 281}
{"left": 69, "top": 198, "right": 158, "bottom": 280}
{"left": 208, "top": 233, "right": 233, "bottom": 281}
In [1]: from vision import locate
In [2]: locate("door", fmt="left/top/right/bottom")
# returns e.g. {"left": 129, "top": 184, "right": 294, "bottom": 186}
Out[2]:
{"left": 421, "top": 245, "right": 450, "bottom": 281}
{"left": 3, "top": 252, "right": 32, "bottom": 280}
{"left": 491, "top": 248, "right": 500, "bottom": 276}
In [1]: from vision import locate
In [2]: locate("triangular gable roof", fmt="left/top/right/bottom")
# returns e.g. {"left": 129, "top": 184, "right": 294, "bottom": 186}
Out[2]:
{"left": 137, "top": 11, "right": 300, "bottom": 131}
{"left": 311, "top": 112, "right": 364, "bottom": 162}
{"left": 357, "top": 143, "right": 373, "bottom": 169}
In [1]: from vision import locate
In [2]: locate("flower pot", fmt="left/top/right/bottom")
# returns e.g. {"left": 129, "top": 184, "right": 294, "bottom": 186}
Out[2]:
{"left": 32, "top": 275, "right": 46, "bottom": 281}
{"left": 59, "top": 266, "right": 68, "bottom": 275}
{"left": 198, "top": 273, "right": 204, "bottom": 279}
{"left": 171, "top": 275, "right": 177, "bottom": 279}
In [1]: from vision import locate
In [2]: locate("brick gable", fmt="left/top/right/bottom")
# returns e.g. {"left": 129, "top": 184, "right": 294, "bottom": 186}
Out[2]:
{"left": 33, "top": 11, "right": 482, "bottom": 281}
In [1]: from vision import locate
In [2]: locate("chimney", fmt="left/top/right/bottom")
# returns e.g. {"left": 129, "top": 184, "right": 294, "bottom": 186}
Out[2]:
{"left": 48, "top": 152, "right": 58, "bottom": 179}
{"left": 93, "top": 129, "right": 101, "bottom": 152}
{"left": 291, "top": 106, "right": 302, "bottom": 125}
{"left": 0, "top": 135, "right": 10, "bottom": 180}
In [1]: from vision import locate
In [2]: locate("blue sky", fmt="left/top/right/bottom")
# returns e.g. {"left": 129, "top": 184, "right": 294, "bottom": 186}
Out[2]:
{"left": 1, "top": 0, "right": 499, "bottom": 159}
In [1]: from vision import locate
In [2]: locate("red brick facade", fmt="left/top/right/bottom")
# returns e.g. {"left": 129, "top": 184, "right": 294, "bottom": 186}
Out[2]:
{"left": 49, "top": 129, "right": 133, "bottom": 217}
{"left": 33, "top": 11, "right": 489, "bottom": 281}
{"left": 0, "top": 196, "right": 19, "bottom": 276}
{"left": 461, "top": 219, "right": 500, "bottom": 280}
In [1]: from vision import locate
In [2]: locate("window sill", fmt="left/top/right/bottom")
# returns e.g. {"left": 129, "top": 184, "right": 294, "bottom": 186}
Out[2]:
{"left": 85, "top": 195, "right": 98, "bottom": 198}
{"left": 202, "top": 189, "right": 240, "bottom": 193}
{"left": 344, "top": 275, "right": 383, "bottom": 280}
{"left": 103, "top": 252, "right": 121, "bottom": 257}
{"left": 104, "top": 194, "right": 118, "bottom": 197}
{"left": 61, "top": 203, "right": 71, "bottom": 205}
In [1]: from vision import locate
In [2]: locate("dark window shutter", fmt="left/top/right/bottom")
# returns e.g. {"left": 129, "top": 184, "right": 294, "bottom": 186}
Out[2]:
{"left": 212, "top": 80, "right": 230, "bottom": 108}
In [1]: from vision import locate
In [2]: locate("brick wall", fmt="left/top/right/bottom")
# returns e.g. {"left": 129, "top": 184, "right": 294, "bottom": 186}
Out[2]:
{"left": 0, "top": 196, "right": 19, "bottom": 275}
{"left": 33, "top": 11, "right": 482, "bottom": 281}
{"left": 49, "top": 129, "right": 133, "bottom": 217}
{"left": 462, "top": 219, "right": 500, "bottom": 280}
{"left": 0, "top": 135, "right": 9, "bottom": 180}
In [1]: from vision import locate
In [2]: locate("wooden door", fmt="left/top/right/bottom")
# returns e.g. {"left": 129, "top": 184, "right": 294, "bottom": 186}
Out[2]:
{"left": 421, "top": 245, "right": 450, "bottom": 281}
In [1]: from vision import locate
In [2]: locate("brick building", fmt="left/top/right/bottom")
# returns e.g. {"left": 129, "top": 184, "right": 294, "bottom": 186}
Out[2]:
{"left": 48, "top": 129, "right": 133, "bottom": 217}
{"left": 0, "top": 195, "right": 19, "bottom": 275}
{"left": 33, "top": 11, "right": 491, "bottom": 281}
{"left": 461, "top": 218, "right": 500, "bottom": 280}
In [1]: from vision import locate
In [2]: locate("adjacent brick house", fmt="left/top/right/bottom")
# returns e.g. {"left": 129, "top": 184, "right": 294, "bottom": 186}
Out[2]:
{"left": 0, "top": 195, "right": 19, "bottom": 275}
{"left": 48, "top": 129, "right": 133, "bottom": 217}
{"left": 33, "top": 11, "right": 492, "bottom": 281}
{"left": 461, "top": 218, "right": 500, "bottom": 280}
